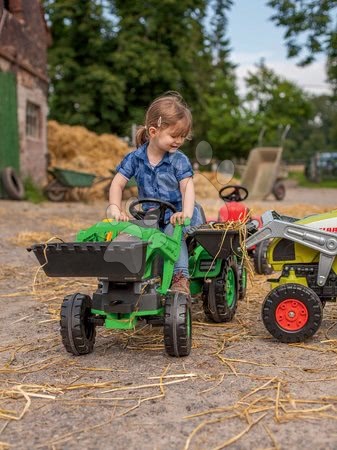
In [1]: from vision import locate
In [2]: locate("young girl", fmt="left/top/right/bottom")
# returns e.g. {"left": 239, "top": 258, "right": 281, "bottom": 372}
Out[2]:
{"left": 109, "top": 92, "right": 203, "bottom": 294}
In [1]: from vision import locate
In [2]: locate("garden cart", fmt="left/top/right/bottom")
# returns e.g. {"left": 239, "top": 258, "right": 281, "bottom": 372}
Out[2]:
{"left": 28, "top": 199, "right": 247, "bottom": 357}
{"left": 44, "top": 167, "right": 136, "bottom": 201}
{"left": 246, "top": 209, "right": 337, "bottom": 342}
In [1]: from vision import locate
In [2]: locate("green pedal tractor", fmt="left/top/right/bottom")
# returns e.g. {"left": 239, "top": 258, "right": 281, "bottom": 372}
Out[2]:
{"left": 246, "top": 209, "right": 337, "bottom": 343}
{"left": 29, "top": 199, "right": 247, "bottom": 357}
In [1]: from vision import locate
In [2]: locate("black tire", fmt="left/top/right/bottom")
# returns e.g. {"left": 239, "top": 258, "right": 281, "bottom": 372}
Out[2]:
{"left": 44, "top": 180, "right": 67, "bottom": 202}
{"left": 262, "top": 283, "right": 323, "bottom": 343}
{"left": 254, "top": 240, "right": 273, "bottom": 275}
{"left": 272, "top": 180, "right": 286, "bottom": 201}
{"left": 1, "top": 167, "right": 25, "bottom": 200}
{"left": 238, "top": 264, "right": 247, "bottom": 300}
{"left": 164, "top": 292, "right": 192, "bottom": 357}
{"left": 60, "top": 293, "right": 96, "bottom": 355}
{"left": 202, "top": 257, "right": 238, "bottom": 322}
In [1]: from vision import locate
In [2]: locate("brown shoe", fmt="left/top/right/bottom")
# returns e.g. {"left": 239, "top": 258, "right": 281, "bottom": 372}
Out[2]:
{"left": 171, "top": 271, "right": 190, "bottom": 295}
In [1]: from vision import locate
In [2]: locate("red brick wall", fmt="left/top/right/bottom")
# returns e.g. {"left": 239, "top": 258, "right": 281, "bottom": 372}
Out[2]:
{"left": 0, "top": 0, "right": 49, "bottom": 186}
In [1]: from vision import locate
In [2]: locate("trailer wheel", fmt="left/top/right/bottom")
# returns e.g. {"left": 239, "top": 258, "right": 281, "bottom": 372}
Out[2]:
{"left": 262, "top": 283, "right": 323, "bottom": 343}
{"left": 1, "top": 167, "right": 25, "bottom": 200}
{"left": 60, "top": 293, "right": 96, "bottom": 355}
{"left": 202, "top": 257, "right": 238, "bottom": 322}
{"left": 254, "top": 240, "right": 272, "bottom": 275}
{"left": 272, "top": 180, "right": 286, "bottom": 201}
{"left": 164, "top": 292, "right": 191, "bottom": 357}
{"left": 238, "top": 264, "right": 247, "bottom": 300}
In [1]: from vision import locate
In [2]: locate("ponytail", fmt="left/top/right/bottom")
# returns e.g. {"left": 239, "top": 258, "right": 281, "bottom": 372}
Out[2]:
{"left": 135, "top": 126, "right": 147, "bottom": 147}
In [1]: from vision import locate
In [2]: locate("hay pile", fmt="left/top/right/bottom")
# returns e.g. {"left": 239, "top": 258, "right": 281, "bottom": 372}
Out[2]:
{"left": 48, "top": 121, "right": 130, "bottom": 177}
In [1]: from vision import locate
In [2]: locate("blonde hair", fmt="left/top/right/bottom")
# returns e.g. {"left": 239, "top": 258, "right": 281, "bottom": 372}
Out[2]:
{"left": 136, "top": 91, "right": 192, "bottom": 147}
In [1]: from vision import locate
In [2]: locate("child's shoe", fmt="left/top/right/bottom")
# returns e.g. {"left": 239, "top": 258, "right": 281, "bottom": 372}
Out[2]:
{"left": 171, "top": 271, "right": 190, "bottom": 295}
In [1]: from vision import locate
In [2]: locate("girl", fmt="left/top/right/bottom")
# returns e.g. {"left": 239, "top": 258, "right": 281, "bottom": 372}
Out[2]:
{"left": 109, "top": 92, "right": 203, "bottom": 294}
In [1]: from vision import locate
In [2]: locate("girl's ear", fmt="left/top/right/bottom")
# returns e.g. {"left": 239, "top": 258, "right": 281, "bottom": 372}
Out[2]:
{"left": 148, "top": 126, "right": 157, "bottom": 138}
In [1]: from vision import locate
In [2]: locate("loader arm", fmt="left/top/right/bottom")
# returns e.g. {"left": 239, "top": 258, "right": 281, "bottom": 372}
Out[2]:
{"left": 245, "top": 214, "right": 337, "bottom": 287}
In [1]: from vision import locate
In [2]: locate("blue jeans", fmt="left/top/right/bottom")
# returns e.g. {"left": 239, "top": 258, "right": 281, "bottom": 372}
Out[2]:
{"left": 163, "top": 204, "right": 204, "bottom": 278}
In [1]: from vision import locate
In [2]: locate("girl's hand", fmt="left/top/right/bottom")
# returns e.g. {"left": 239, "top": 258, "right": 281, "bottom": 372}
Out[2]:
{"left": 170, "top": 212, "right": 187, "bottom": 225}
{"left": 108, "top": 205, "right": 129, "bottom": 222}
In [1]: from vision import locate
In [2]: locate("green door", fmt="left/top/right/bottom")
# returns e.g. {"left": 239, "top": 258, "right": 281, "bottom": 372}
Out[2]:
{"left": 0, "top": 71, "right": 20, "bottom": 171}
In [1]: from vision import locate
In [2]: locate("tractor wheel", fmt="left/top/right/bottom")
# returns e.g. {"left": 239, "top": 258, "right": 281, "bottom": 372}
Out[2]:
{"left": 272, "top": 180, "right": 286, "bottom": 201}
{"left": 60, "top": 293, "right": 96, "bottom": 355}
{"left": 164, "top": 292, "right": 192, "bottom": 357}
{"left": 238, "top": 264, "right": 247, "bottom": 300}
{"left": 262, "top": 283, "right": 323, "bottom": 343}
{"left": 44, "top": 180, "right": 67, "bottom": 202}
{"left": 202, "top": 257, "right": 238, "bottom": 322}
{"left": 254, "top": 240, "right": 273, "bottom": 275}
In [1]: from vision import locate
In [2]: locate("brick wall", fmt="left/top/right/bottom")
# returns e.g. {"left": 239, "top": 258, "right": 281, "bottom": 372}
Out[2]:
{"left": 0, "top": 0, "right": 49, "bottom": 185}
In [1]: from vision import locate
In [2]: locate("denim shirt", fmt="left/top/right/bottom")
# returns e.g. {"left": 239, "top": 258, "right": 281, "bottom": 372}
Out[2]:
{"left": 116, "top": 142, "right": 193, "bottom": 214}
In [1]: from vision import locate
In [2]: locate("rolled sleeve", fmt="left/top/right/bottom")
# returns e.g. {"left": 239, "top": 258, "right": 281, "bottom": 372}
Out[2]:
{"left": 175, "top": 154, "right": 193, "bottom": 182}
{"left": 116, "top": 152, "right": 135, "bottom": 181}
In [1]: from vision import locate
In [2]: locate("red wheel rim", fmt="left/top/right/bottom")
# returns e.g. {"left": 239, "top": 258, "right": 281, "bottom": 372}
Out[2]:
{"left": 275, "top": 299, "right": 309, "bottom": 331}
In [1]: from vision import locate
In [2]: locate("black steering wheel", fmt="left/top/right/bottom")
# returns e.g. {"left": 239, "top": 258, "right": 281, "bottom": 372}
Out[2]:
{"left": 219, "top": 185, "right": 249, "bottom": 202}
{"left": 129, "top": 198, "right": 177, "bottom": 226}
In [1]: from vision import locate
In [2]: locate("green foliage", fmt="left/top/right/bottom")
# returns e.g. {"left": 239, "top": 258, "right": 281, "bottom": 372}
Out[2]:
{"left": 289, "top": 170, "right": 337, "bottom": 188}
{"left": 24, "top": 178, "right": 46, "bottom": 203}
{"left": 267, "top": 0, "right": 337, "bottom": 65}
{"left": 244, "top": 61, "right": 312, "bottom": 154}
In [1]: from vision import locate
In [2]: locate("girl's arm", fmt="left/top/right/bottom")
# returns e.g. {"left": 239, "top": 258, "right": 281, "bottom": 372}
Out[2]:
{"left": 180, "top": 177, "right": 195, "bottom": 218}
{"left": 108, "top": 173, "right": 129, "bottom": 221}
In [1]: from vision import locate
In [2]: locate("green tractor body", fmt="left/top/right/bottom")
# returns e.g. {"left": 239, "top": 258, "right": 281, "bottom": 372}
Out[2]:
{"left": 29, "top": 208, "right": 246, "bottom": 357}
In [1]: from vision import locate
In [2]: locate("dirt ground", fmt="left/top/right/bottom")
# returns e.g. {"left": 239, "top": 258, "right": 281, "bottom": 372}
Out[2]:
{"left": 1, "top": 183, "right": 337, "bottom": 450}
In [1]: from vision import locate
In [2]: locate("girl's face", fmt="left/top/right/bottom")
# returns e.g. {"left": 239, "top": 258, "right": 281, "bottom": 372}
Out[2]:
{"left": 149, "top": 120, "right": 189, "bottom": 153}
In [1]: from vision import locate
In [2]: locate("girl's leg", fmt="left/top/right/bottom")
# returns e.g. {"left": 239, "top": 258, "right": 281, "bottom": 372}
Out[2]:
{"left": 163, "top": 223, "right": 189, "bottom": 277}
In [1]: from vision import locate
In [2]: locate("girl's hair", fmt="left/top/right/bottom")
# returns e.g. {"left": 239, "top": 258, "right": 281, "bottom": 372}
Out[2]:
{"left": 136, "top": 91, "right": 192, "bottom": 147}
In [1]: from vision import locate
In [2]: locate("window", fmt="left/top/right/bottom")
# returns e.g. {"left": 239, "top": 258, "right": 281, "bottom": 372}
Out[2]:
{"left": 26, "top": 101, "right": 41, "bottom": 138}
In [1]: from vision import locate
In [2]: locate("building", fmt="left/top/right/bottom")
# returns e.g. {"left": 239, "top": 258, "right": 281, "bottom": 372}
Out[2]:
{"left": 0, "top": 0, "right": 50, "bottom": 187}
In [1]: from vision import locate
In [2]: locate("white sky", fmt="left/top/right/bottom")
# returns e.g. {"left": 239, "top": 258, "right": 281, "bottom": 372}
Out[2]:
{"left": 228, "top": 0, "right": 331, "bottom": 95}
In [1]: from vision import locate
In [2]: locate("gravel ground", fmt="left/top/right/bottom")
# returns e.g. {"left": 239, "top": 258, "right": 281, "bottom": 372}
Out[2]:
{"left": 1, "top": 186, "right": 337, "bottom": 450}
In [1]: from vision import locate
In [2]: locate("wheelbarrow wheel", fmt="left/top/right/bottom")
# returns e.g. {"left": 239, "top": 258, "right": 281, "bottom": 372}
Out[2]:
{"left": 44, "top": 180, "right": 67, "bottom": 202}
{"left": 60, "top": 293, "right": 96, "bottom": 355}
{"left": 164, "top": 292, "right": 192, "bottom": 357}
{"left": 254, "top": 240, "right": 272, "bottom": 275}
{"left": 262, "top": 283, "right": 323, "bottom": 343}
{"left": 202, "top": 256, "right": 238, "bottom": 322}
{"left": 272, "top": 180, "right": 286, "bottom": 201}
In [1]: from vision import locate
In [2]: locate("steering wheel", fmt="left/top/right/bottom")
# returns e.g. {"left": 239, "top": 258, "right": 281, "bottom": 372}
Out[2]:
{"left": 219, "top": 185, "right": 249, "bottom": 202}
{"left": 129, "top": 198, "right": 177, "bottom": 226}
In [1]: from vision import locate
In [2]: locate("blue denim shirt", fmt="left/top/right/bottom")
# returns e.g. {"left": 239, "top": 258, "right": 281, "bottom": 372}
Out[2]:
{"left": 116, "top": 142, "right": 193, "bottom": 213}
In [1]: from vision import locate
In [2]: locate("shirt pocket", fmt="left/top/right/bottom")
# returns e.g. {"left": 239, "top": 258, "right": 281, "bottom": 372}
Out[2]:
{"left": 157, "top": 172, "right": 179, "bottom": 193}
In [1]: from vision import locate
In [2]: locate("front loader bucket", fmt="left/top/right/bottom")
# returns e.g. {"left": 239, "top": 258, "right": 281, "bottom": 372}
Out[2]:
{"left": 28, "top": 241, "right": 148, "bottom": 281}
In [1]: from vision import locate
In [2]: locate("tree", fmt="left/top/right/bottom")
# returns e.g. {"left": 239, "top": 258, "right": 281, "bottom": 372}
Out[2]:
{"left": 107, "top": 0, "right": 213, "bottom": 140}
{"left": 267, "top": 0, "right": 337, "bottom": 65}
{"left": 244, "top": 61, "right": 313, "bottom": 160}
{"left": 44, "top": 0, "right": 125, "bottom": 133}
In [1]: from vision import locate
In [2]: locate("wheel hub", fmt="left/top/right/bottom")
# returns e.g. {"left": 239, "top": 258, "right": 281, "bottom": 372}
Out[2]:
{"left": 275, "top": 299, "right": 309, "bottom": 331}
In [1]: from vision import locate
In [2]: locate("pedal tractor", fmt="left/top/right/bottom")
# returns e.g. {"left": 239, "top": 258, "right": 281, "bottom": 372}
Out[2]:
{"left": 29, "top": 199, "right": 247, "bottom": 357}
{"left": 218, "top": 185, "right": 272, "bottom": 275}
{"left": 246, "top": 209, "right": 337, "bottom": 342}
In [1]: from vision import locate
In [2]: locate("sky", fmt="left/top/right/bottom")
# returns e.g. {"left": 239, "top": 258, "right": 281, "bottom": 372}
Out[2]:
{"left": 227, "top": 0, "right": 331, "bottom": 95}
